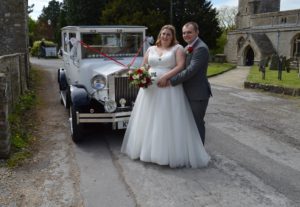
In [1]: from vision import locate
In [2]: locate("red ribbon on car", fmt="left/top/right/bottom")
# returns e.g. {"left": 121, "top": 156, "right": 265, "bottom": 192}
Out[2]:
{"left": 128, "top": 38, "right": 147, "bottom": 67}
{"left": 78, "top": 40, "right": 126, "bottom": 67}
{"left": 78, "top": 38, "right": 147, "bottom": 68}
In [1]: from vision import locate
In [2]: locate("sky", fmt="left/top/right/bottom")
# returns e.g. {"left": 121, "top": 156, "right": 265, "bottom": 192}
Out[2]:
{"left": 28, "top": 0, "right": 300, "bottom": 20}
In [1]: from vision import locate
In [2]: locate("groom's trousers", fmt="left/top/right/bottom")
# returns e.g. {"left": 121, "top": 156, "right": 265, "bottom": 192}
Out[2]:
{"left": 189, "top": 99, "right": 209, "bottom": 145}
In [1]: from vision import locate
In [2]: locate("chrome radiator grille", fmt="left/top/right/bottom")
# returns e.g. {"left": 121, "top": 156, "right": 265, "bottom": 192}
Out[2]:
{"left": 114, "top": 77, "right": 139, "bottom": 106}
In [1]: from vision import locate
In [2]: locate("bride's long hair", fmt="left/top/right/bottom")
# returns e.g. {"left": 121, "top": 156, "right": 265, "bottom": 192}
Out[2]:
{"left": 155, "top": 25, "right": 178, "bottom": 47}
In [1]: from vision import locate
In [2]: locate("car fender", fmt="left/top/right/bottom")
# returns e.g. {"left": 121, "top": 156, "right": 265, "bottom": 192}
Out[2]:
{"left": 70, "top": 85, "right": 91, "bottom": 108}
{"left": 58, "top": 68, "right": 68, "bottom": 90}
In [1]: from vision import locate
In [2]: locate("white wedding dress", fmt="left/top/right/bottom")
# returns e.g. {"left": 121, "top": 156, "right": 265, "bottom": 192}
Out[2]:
{"left": 121, "top": 44, "right": 210, "bottom": 168}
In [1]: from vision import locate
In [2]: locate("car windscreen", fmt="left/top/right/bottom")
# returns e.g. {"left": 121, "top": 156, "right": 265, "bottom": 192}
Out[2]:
{"left": 81, "top": 32, "right": 143, "bottom": 59}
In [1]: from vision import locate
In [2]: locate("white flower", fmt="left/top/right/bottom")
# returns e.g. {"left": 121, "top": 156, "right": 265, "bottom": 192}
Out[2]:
{"left": 133, "top": 74, "right": 140, "bottom": 79}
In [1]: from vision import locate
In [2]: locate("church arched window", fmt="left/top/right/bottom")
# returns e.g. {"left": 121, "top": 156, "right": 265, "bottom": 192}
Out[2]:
{"left": 237, "top": 37, "right": 245, "bottom": 50}
{"left": 292, "top": 34, "right": 300, "bottom": 58}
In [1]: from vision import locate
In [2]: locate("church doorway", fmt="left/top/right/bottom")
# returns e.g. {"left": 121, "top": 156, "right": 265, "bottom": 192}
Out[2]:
{"left": 245, "top": 47, "right": 254, "bottom": 66}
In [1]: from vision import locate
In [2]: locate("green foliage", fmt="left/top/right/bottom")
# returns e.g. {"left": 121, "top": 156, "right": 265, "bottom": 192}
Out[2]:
{"left": 6, "top": 151, "right": 32, "bottom": 168}
{"left": 35, "top": 0, "right": 63, "bottom": 44}
{"left": 172, "top": 0, "right": 222, "bottom": 48}
{"left": 32, "top": 0, "right": 222, "bottom": 50}
{"left": 63, "top": 0, "right": 107, "bottom": 25}
{"left": 8, "top": 90, "right": 36, "bottom": 146}
{"left": 8, "top": 91, "right": 36, "bottom": 168}
{"left": 11, "top": 134, "right": 28, "bottom": 149}
{"left": 100, "top": 0, "right": 167, "bottom": 36}
{"left": 207, "top": 63, "right": 235, "bottom": 76}
{"left": 28, "top": 17, "right": 37, "bottom": 46}
{"left": 28, "top": 4, "right": 34, "bottom": 14}
{"left": 211, "top": 30, "right": 227, "bottom": 55}
{"left": 6, "top": 69, "right": 39, "bottom": 168}
{"left": 100, "top": 0, "right": 222, "bottom": 49}
{"left": 30, "top": 40, "right": 57, "bottom": 57}
{"left": 247, "top": 66, "right": 300, "bottom": 88}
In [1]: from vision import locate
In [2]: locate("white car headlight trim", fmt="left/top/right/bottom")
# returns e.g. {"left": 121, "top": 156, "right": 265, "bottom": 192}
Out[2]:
{"left": 91, "top": 75, "right": 106, "bottom": 90}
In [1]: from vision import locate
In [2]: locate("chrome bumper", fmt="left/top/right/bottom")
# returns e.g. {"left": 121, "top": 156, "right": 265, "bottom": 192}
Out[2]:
{"left": 76, "top": 111, "right": 131, "bottom": 124}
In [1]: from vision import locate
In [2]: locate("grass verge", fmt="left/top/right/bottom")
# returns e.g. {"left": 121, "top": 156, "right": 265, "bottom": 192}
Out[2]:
{"left": 6, "top": 68, "right": 40, "bottom": 168}
{"left": 247, "top": 65, "right": 300, "bottom": 89}
{"left": 207, "top": 62, "right": 236, "bottom": 77}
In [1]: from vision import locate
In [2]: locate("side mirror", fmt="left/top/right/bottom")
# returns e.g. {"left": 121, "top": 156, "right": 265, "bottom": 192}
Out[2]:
{"left": 145, "top": 36, "right": 154, "bottom": 51}
{"left": 146, "top": 36, "right": 154, "bottom": 44}
{"left": 58, "top": 48, "right": 63, "bottom": 58}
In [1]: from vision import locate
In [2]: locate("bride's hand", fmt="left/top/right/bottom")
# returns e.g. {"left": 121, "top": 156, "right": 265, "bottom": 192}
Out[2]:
{"left": 157, "top": 76, "right": 168, "bottom": 87}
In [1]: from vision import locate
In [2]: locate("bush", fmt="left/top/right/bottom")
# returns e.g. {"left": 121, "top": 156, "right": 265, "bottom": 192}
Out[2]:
{"left": 6, "top": 69, "right": 39, "bottom": 168}
{"left": 30, "top": 40, "right": 57, "bottom": 57}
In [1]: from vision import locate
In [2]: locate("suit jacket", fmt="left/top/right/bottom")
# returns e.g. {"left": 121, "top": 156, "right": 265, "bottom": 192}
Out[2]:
{"left": 170, "top": 38, "right": 212, "bottom": 100}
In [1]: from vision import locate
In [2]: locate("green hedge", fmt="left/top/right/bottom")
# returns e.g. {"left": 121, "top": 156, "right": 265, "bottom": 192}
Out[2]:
{"left": 30, "top": 40, "right": 57, "bottom": 57}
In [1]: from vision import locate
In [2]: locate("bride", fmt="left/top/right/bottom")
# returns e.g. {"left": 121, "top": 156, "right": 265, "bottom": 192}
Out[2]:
{"left": 121, "top": 25, "right": 210, "bottom": 168}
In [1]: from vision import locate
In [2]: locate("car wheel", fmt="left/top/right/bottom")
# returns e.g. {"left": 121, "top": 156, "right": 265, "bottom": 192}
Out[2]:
{"left": 65, "top": 88, "right": 71, "bottom": 109}
{"left": 70, "top": 104, "right": 83, "bottom": 143}
{"left": 60, "top": 96, "right": 64, "bottom": 105}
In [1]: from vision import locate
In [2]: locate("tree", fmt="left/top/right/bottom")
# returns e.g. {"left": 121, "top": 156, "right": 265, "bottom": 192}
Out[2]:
{"left": 211, "top": 30, "right": 227, "bottom": 55}
{"left": 100, "top": 0, "right": 169, "bottom": 37}
{"left": 172, "top": 0, "right": 222, "bottom": 48}
{"left": 38, "top": 0, "right": 62, "bottom": 43}
{"left": 28, "top": 4, "right": 34, "bottom": 14}
{"left": 45, "top": 0, "right": 221, "bottom": 51}
{"left": 217, "top": 6, "right": 237, "bottom": 30}
{"left": 63, "top": 0, "right": 107, "bottom": 25}
{"left": 28, "top": 17, "right": 37, "bottom": 46}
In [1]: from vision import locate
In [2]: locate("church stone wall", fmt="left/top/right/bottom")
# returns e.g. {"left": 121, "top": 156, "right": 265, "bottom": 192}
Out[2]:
{"left": 250, "top": 10, "right": 300, "bottom": 28}
{"left": 225, "top": 27, "right": 300, "bottom": 65}
{"left": 251, "top": 14, "right": 274, "bottom": 27}
{"left": 225, "top": 32, "right": 242, "bottom": 64}
{"left": 225, "top": 0, "right": 300, "bottom": 65}
{"left": 237, "top": 0, "right": 280, "bottom": 29}
{"left": 256, "top": 0, "right": 280, "bottom": 13}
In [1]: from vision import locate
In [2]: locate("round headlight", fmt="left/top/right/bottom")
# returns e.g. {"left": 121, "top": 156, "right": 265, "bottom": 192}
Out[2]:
{"left": 91, "top": 75, "right": 106, "bottom": 90}
{"left": 104, "top": 100, "right": 117, "bottom": 113}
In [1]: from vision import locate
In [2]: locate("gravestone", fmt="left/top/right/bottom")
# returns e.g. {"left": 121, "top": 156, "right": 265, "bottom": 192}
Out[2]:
{"left": 269, "top": 53, "right": 279, "bottom": 70}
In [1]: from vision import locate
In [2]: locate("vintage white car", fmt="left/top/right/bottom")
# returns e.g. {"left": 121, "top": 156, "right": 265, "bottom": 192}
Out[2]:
{"left": 57, "top": 25, "right": 151, "bottom": 142}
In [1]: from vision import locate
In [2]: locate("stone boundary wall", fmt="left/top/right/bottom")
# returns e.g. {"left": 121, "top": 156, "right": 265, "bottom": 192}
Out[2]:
{"left": 0, "top": 0, "right": 28, "bottom": 56}
{"left": 244, "top": 81, "right": 300, "bottom": 96}
{"left": 0, "top": 53, "right": 29, "bottom": 157}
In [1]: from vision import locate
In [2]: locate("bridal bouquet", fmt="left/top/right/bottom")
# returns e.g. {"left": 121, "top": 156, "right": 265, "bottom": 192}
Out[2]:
{"left": 128, "top": 65, "right": 152, "bottom": 88}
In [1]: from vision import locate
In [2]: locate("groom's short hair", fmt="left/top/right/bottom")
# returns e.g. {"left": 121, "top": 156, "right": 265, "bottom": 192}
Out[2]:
{"left": 183, "top": 22, "right": 199, "bottom": 33}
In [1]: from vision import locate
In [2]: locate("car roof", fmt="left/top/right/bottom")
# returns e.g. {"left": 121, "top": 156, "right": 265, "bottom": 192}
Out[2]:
{"left": 61, "top": 25, "right": 147, "bottom": 32}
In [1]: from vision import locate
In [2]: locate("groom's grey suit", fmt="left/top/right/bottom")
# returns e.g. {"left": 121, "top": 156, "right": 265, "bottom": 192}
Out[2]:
{"left": 170, "top": 38, "right": 212, "bottom": 144}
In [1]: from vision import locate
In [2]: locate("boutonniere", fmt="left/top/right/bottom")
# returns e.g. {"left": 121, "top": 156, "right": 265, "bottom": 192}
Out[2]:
{"left": 186, "top": 46, "right": 193, "bottom": 54}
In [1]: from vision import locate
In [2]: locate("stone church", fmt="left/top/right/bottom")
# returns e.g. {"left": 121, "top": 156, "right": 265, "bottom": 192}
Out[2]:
{"left": 224, "top": 0, "right": 300, "bottom": 66}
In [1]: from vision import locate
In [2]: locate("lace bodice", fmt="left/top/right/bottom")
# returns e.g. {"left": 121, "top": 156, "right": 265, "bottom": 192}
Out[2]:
{"left": 148, "top": 44, "right": 183, "bottom": 70}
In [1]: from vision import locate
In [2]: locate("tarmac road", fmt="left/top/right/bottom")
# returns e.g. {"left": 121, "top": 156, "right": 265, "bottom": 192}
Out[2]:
{"left": 14, "top": 58, "right": 300, "bottom": 207}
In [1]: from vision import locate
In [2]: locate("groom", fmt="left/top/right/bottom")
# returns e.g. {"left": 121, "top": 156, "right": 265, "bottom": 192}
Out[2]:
{"left": 159, "top": 22, "right": 212, "bottom": 145}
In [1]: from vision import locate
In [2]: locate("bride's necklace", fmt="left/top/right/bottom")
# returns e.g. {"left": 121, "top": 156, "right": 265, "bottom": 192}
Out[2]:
{"left": 157, "top": 45, "right": 170, "bottom": 61}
